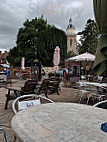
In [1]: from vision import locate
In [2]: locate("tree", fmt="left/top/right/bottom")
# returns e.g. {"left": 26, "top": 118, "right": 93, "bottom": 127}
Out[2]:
{"left": 7, "top": 46, "right": 18, "bottom": 66}
{"left": 37, "top": 27, "right": 67, "bottom": 66}
{"left": 66, "top": 51, "right": 76, "bottom": 59}
{"left": 77, "top": 19, "right": 98, "bottom": 54}
{"left": 7, "top": 16, "right": 67, "bottom": 67}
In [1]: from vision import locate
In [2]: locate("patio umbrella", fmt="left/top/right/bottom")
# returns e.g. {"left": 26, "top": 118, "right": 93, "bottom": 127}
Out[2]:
{"left": 0, "top": 64, "right": 10, "bottom": 68}
{"left": 67, "top": 52, "right": 95, "bottom": 62}
{"left": 53, "top": 46, "right": 60, "bottom": 71}
{"left": 93, "top": 0, "right": 107, "bottom": 76}
{"left": 67, "top": 52, "right": 95, "bottom": 75}
{"left": 21, "top": 57, "right": 25, "bottom": 70}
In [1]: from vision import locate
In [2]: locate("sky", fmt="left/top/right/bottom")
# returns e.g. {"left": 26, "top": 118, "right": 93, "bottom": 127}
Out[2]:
{"left": 0, "top": 0, "right": 94, "bottom": 52}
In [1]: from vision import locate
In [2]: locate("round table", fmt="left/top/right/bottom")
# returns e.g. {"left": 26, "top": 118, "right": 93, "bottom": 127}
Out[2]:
{"left": 11, "top": 103, "right": 107, "bottom": 142}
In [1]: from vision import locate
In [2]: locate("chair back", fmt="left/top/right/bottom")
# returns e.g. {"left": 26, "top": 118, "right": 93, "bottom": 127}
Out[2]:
{"left": 12, "top": 94, "right": 54, "bottom": 114}
{"left": 21, "top": 80, "right": 37, "bottom": 93}
{"left": 39, "top": 79, "right": 49, "bottom": 90}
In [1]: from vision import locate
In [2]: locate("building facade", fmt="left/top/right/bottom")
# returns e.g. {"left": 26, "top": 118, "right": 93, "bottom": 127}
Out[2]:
{"left": 66, "top": 18, "right": 77, "bottom": 54}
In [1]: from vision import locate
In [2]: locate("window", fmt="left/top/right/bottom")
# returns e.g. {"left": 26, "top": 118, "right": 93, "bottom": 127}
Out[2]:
{"left": 70, "top": 39, "right": 72, "bottom": 48}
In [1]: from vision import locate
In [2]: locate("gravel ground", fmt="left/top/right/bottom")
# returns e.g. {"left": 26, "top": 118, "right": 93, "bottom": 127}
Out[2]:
{"left": 0, "top": 79, "right": 92, "bottom": 142}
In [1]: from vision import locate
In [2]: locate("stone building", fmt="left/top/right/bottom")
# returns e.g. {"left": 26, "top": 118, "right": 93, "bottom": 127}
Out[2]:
{"left": 66, "top": 18, "right": 77, "bottom": 54}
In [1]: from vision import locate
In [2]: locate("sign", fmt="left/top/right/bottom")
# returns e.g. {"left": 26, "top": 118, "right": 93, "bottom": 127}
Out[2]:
{"left": 18, "top": 99, "right": 41, "bottom": 111}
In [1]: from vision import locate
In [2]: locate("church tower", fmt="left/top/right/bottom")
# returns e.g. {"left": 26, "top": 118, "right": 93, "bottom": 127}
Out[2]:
{"left": 66, "top": 18, "right": 77, "bottom": 54}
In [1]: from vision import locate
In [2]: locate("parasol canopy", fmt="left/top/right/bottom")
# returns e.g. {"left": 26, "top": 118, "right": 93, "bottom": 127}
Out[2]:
{"left": 93, "top": 0, "right": 107, "bottom": 76}
{"left": 53, "top": 46, "right": 60, "bottom": 70}
{"left": 21, "top": 57, "right": 25, "bottom": 70}
{"left": 0, "top": 64, "right": 10, "bottom": 68}
{"left": 67, "top": 52, "right": 95, "bottom": 62}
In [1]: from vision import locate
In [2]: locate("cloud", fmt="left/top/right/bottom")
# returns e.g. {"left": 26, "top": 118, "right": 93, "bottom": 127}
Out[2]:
{"left": 0, "top": 0, "right": 94, "bottom": 52}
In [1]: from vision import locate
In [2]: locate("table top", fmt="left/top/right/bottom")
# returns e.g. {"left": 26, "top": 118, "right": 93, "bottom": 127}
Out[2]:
{"left": 11, "top": 103, "right": 107, "bottom": 142}
{"left": 4, "top": 86, "right": 21, "bottom": 92}
{"left": 79, "top": 81, "right": 107, "bottom": 88}
{"left": 86, "top": 82, "right": 107, "bottom": 88}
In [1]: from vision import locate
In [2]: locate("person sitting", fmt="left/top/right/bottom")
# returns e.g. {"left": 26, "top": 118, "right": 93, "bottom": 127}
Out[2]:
{"left": 5, "top": 68, "right": 9, "bottom": 77}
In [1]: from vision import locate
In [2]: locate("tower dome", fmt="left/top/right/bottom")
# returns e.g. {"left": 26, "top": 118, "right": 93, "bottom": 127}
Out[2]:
{"left": 66, "top": 18, "right": 77, "bottom": 54}
{"left": 66, "top": 18, "right": 76, "bottom": 35}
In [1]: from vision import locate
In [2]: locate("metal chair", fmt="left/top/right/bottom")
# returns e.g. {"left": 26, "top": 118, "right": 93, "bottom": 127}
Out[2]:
{"left": 73, "top": 81, "right": 91, "bottom": 104}
{"left": 0, "top": 128, "right": 7, "bottom": 142}
{"left": 12, "top": 94, "right": 54, "bottom": 142}
{"left": 93, "top": 100, "right": 107, "bottom": 109}
{"left": 89, "top": 92, "right": 106, "bottom": 103}
{"left": 12, "top": 94, "right": 54, "bottom": 114}
{"left": 87, "top": 85, "right": 107, "bottom": 104}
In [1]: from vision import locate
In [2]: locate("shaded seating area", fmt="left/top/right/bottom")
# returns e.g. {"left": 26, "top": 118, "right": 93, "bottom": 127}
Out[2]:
{"left": 4, "top": 80, "right": 37, "bottom": 109}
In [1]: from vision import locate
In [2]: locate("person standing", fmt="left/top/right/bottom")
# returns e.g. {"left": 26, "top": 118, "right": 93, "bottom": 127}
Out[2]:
{"left": 63, "top": 70, "right": 66, "bottom": 81}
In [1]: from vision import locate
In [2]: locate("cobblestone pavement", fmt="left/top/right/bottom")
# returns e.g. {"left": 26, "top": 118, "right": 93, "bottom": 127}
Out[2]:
{"left": 0, "top": 80, "right": 90, "bottom": 142}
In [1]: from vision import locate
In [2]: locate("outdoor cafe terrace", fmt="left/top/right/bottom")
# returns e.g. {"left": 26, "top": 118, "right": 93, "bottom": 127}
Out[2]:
{"left": 1, "top": 0, "right": 107, "bottom": 141}
{"left": 0, "top": 77, "right": 107, "bottom": 141}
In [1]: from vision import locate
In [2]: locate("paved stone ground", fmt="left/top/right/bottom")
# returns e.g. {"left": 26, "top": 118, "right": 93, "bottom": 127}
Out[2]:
{"left": 0, "top": 80, "right": 25, "bottom": 142}
{"left": 0, "top": 80, "right": 92, "bottom": 142}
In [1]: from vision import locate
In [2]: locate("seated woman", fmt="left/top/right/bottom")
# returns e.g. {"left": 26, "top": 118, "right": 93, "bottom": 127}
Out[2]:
{"left": 5, "top": 68, "right": 9, "bottom": 77}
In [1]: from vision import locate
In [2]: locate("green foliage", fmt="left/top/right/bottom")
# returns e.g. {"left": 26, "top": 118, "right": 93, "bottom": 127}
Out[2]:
{"left": 7, "top": 16, "right": 67, "bottom": 66}
{"left": 77, "top": 19, "right": 98, "bottom": 54}
{"left": 66, "top": 51, "right": 76, "bottom": 58}
{"left": 37, "top": 27, "right": 67, "bottom": 66}
{"left": 7, "top": 47, "right": 18, "bottom": 66}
